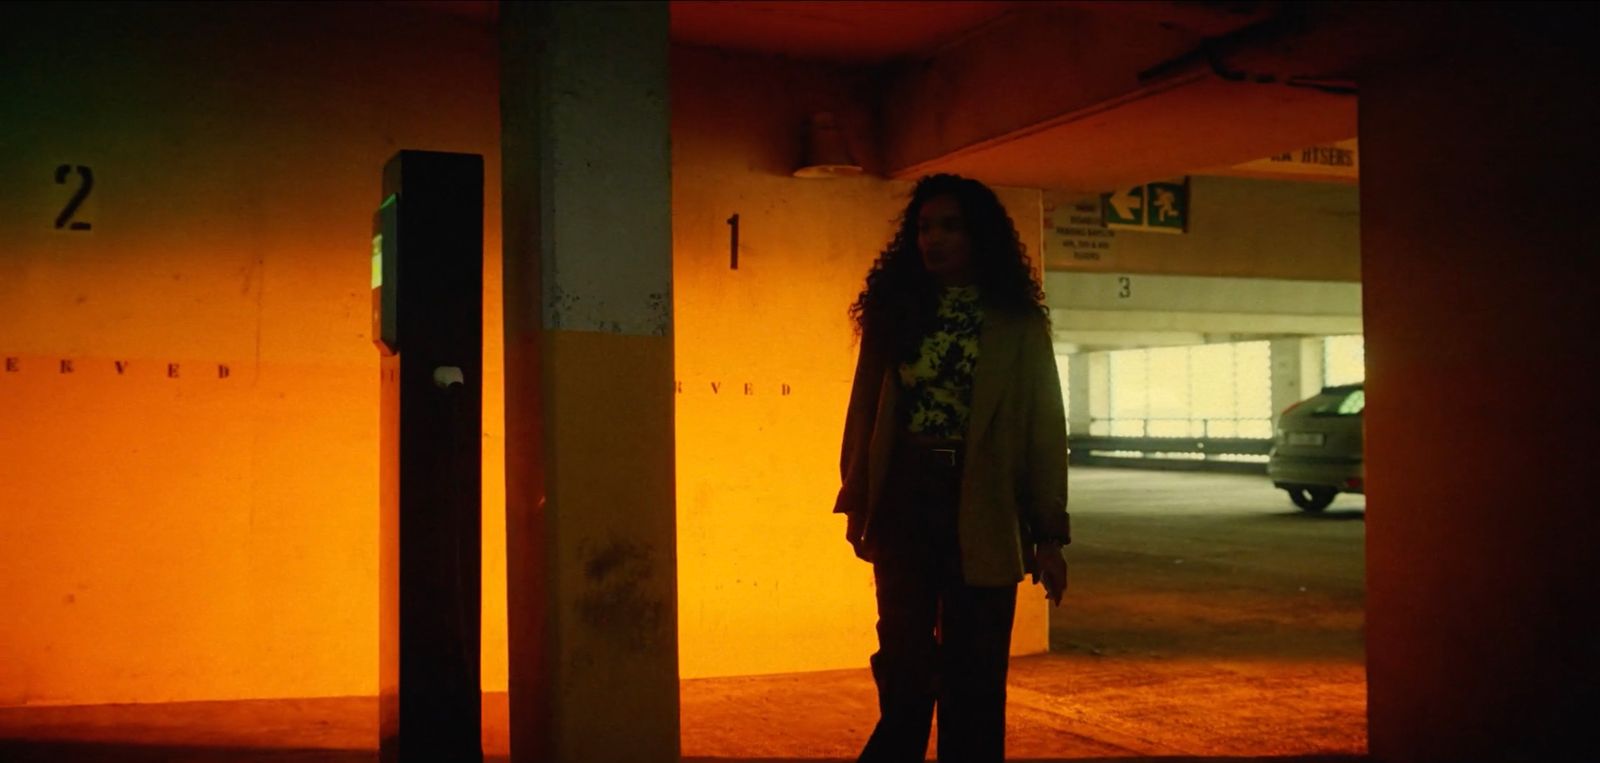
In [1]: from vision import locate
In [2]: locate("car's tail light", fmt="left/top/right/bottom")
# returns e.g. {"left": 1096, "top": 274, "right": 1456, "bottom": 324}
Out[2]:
{"left": 1345, "top": 477, "right": 1364, "bottom": 490}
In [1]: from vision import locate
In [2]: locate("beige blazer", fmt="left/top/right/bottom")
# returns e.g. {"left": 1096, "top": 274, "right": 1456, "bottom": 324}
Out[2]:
{"left": 834, "top": 306, "right": 1070, "bottom": 586}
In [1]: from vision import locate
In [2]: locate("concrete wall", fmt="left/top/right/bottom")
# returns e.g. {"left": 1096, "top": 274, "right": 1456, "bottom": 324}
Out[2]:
{"left": 1360, "top": 9, "right": 1598, "bottom": 761}
{"left": 0, "top": 3, "right": 504, "bottom": 705}
{"left": 1045, "top": 270, "right": 1361, "bottom": 355}
{"left": 670, "top": 45, "right": 1050, "bottom": 679}
{"left": 0, "top": 5, "right": 1052, "bottom": 707}
{"left": 1044, "top": 176, "right": 1360, "bottom": 282}
{"left": 1040, "top": 177, "right": 1360, "bottom": 354}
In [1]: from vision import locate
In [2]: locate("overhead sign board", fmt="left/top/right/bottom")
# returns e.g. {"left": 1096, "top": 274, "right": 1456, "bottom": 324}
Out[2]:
{"left": 1043, "top": 193, "right": 1117, "bottom": 268}
{"left": 1229, "top": 139, "right": 1359, "bottom": 182}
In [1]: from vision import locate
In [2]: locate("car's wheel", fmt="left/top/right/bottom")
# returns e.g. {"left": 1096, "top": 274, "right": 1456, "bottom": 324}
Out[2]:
{"left": 1287, "top": 486, "right": 1338, "bottom": 512}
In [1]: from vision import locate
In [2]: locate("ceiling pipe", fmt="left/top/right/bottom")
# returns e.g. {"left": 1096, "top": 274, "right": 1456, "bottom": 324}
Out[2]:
{"left": 1136, "top": 7, "right": 1359, "bottom": 96}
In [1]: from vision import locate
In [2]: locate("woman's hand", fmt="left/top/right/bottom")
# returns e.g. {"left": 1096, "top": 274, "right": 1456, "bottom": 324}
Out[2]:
{"left": 1034, "top": 540, "right": 1067, "bottom": 606}
{"left": 846, "top": 513, "right": 871, "bottom": 561}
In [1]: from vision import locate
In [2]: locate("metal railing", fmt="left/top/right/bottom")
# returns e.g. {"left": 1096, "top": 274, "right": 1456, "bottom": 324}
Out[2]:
{"left": 1068, "top": 435, "right": 1272, "bottom": 474}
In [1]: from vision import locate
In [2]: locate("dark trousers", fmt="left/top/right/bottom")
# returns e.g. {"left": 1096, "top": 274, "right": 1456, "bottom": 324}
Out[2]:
{"left": 859, "top": 443, "right": 1018, "bottom": 763}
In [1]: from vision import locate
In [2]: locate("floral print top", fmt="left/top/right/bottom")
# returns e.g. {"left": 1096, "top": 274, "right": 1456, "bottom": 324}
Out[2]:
{"left": 898, "top": 285, "right": 983, "bottom": 439}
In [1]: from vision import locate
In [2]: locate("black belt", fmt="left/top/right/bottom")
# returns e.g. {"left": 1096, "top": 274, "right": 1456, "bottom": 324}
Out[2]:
{"left": 902, "top": 441, "right": 964, "bottom": 468}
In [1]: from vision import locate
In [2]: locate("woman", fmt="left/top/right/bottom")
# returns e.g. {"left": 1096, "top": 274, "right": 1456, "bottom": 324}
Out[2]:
{"left": 835, "top": 173, "right": 1070, "bottom": 762}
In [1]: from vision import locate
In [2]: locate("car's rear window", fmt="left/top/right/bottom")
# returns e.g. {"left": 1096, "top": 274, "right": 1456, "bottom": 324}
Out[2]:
{"left": 1311, "top": 388, "right": 1365, "bottom": 416}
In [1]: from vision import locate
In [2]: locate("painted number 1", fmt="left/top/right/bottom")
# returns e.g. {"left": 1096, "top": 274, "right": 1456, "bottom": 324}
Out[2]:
{"left": 55, "top": 164, "right": 94, "bottom": 231}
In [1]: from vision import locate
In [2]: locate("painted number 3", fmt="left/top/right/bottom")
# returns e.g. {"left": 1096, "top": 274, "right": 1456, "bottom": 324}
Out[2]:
{"left": 1118, "top": 276, "right": 1132, "bottom": 298}
{"left": 55, "top": 164, "right": 94, "bottom": 231}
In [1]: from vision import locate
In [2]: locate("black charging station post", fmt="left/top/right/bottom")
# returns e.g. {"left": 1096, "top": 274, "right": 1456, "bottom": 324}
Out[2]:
{"left": 374, "top": 150, "right": 484, "bottom": 763}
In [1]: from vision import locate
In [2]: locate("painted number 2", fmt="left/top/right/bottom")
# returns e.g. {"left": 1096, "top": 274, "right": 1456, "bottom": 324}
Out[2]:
{"left": 54, "top": 164, "right": 94, "bottom": 231}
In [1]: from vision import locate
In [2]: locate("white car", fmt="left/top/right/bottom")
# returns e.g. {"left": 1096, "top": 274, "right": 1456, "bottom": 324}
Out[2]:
{"left": 1267, "top": 383, "right": 1365, "bottom": 512}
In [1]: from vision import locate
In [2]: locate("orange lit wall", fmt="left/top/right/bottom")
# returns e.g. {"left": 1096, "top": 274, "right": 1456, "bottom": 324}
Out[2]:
{"left": 0, "top": 4, "right": 506, "bottom": 705}
{"left": 0, "top": 6, "right": 1050, "bottom": 707}
{"left": 671, "top": 46, "right": 1048, "bottom": 679}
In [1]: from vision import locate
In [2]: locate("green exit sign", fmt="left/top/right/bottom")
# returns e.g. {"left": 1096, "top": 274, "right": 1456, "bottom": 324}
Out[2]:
{"left": 1102, "top": 178, "right": 1188, "bottom": 234}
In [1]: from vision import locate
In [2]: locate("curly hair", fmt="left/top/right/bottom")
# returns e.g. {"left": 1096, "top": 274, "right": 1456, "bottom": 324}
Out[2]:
{"left": 850, "top": 173, "right": 1047, "bottom": 361}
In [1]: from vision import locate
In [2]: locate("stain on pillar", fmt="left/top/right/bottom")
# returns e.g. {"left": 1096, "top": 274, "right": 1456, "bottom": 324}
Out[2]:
{"left": 578, "top": 539, "right": 666, "bottom": 652}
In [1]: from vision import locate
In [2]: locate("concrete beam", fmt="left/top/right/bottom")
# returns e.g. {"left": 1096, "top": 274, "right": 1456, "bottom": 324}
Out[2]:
{"left": 1046, "top": 272, "right": 1363, "bottom": 317}
{"left": 880, "top": 5, "right": 1197, "bottom": 181}
{"left": 1051, "top": 309, "right": 1362, "bottom": 338}
{"left": 879, "top": 5, "right": 1370, "bottom": 190}
{"left": 1050, "top": 330, "right": 1208, "bottom": 351}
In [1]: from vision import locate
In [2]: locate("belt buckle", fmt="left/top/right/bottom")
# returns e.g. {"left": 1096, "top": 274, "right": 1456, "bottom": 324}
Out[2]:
{"left": 931, "top": 448, "right": 957, "bottom": 467}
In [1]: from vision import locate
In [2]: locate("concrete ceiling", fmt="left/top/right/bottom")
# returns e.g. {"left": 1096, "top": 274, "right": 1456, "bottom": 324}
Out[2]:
{"left": 875, "top": 3, "right": 1366, "bottom": 190}
{"left": 403, "top": 1, "right": 1020, "bottom": 60}
{"left": 418, "top": 2, "right": 1281, "bottom": 64}
{"left": 896, "top": 73, "right": 1357, "bottom": 192}
{"left": 669, "top": 1, "right": 1016, "bottom": 63}
{"left": 661, "top": 1, "right": 1360, "bottom": 190}
{"left": 418, "top": 1, "right": 1371, "bottom": 191}
{"left": 668, "top": 2, "right": 1280, "bottom": 63}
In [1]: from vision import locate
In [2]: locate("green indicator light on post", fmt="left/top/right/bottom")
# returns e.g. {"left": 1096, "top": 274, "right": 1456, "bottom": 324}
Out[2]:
{"left": 371, "top": 234, "right": 383, "bottom": 288}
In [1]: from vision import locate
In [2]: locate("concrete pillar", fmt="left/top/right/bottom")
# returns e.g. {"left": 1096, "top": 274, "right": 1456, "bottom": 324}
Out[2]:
{"left": 1087, "top": 352, "right": 1110, "bottom": 429}
{"left": 1360, "top": 8, "right": 1597, "bottom": 761}
{"left": 1269, "top": 337, "right": 1324, "bottom": 417}
{"left": 1066, "top": 352, "right": 1092, "bottom": 437}
{"left": 501, "top": 4, "right": 677, "bottom": 762}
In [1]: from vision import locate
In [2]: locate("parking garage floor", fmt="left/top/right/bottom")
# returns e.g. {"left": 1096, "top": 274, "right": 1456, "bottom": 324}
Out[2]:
{"left": 0, "top": 467, "right": 1367, "bottom": 762}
